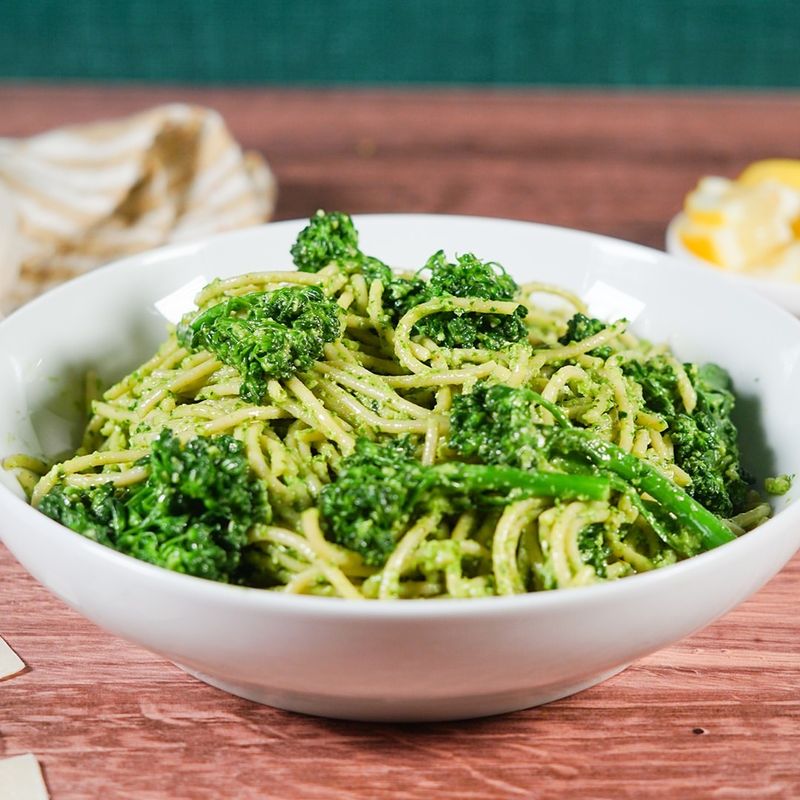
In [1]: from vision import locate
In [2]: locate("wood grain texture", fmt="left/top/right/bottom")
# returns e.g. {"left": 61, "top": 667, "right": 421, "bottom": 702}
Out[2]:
{"left": 1, "top": 85, "right": 799, "bottom": 800}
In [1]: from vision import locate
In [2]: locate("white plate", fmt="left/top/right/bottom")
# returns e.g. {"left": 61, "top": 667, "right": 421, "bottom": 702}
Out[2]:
{"left": 1, "top": 215, "right": 800, "bottom": 722}
{"left": 666, "top": 212, "right": 800, "bottom": 315}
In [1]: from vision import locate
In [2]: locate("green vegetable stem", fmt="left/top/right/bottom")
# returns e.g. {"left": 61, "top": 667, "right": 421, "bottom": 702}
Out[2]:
{"left": 318, "top": 437, "right": 611, "bottom": 566}
{"left": 449, "top": 381, "right": 736, "bottom": 557}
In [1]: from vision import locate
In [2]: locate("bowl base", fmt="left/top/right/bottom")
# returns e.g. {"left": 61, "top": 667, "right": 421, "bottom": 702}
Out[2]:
{"left": 174, "top": 663, "right": 629, "bottom": 722}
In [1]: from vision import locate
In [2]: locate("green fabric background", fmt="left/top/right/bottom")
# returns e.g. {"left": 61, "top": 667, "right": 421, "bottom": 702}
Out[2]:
{"left": 2, "top": 0, "right": 798, "bottom": 87}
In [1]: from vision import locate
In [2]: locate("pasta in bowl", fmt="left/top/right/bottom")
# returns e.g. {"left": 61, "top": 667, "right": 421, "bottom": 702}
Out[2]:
{"left": 1, "top": 214, "right": 799, "bottom": 720}
{"left": 9, "top": 212, "right": 775, "bottom": 599}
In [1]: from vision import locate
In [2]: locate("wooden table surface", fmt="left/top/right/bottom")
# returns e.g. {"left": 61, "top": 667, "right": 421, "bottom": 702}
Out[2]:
{"left": 1, "top": 85, "right": 799, "bottom": 800}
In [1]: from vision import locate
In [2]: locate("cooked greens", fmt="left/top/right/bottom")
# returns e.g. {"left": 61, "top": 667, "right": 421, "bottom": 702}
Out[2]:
{"left": 177, "top": 285, "right": 342, "bottom": 403}
{"left": 39, "top": 430, "right": 269, "bottom": 582}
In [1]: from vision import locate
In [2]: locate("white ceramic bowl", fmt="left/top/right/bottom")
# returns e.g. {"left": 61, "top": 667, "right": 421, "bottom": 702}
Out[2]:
{"left": 666, "top": 212, "right": 800, "bottom": 316}
{"left": 2, "top": 215, "right": 800, "bottom": 723}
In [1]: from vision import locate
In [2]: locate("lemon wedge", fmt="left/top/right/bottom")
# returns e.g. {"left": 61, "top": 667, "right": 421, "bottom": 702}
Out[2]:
{"left": 679, "top": 176, "right": 800, "bottom": 270}
{"left": 759, "top": 242, "right": 800, "bottom": 281}
{"left": 738, "top": 159, "right": 800, "bottom": 191}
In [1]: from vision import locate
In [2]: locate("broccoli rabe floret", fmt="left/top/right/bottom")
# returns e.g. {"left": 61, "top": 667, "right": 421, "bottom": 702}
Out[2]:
{"left": 290, "top": 210, "right": 417, "bottom": 316}
{"left": 178, "top": 285, "right": 342, "bottom": 403}
{"left": 290, "top": 210, "right": 361, "bottom": 272}
{"left": 290, "top": 210, "right": 392, "bottom": 284}
{"left": 317, "top": 438, "right": 426, "bottom": 566}
{"left": 623, "top": 357, "right": 674, "bottom": 417}
{"left": 623, "top": 357, "right": 751, "bottom": 516}
{"left": 409, "top": 251, "right": 528, "bottom": 349}
{"left": 427, "top": 250, "right": 518, "bottom": 301}
{"left": 684, "top": 363, "right": 751, "bottom": 514}
{"left": 559, "top": 313, "right": 612, "bottom": 358}
{"left": 380, "top": 274, "right": 429, "bottom": 324}
{"left": 39, "top": 430, "right": 270, "bottom": 582}
{"left": 377, "top": 251, "right": 528, "bottom": 348}
{"left": 448, "top": 381, "right": 543, "bottom": 468}
{"left": 448, "top": 381, "right": 735, "bottom": 556}
{"left": 318, "top": 437, "right": 611, "bottom": 566}
{"left": 577, "top": 523, "right": 610, "bottom": 578}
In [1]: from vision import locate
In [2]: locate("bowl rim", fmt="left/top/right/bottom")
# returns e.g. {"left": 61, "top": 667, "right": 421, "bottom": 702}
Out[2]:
{"left": 3, "top": 212, "right": 800, "bottom": 618}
